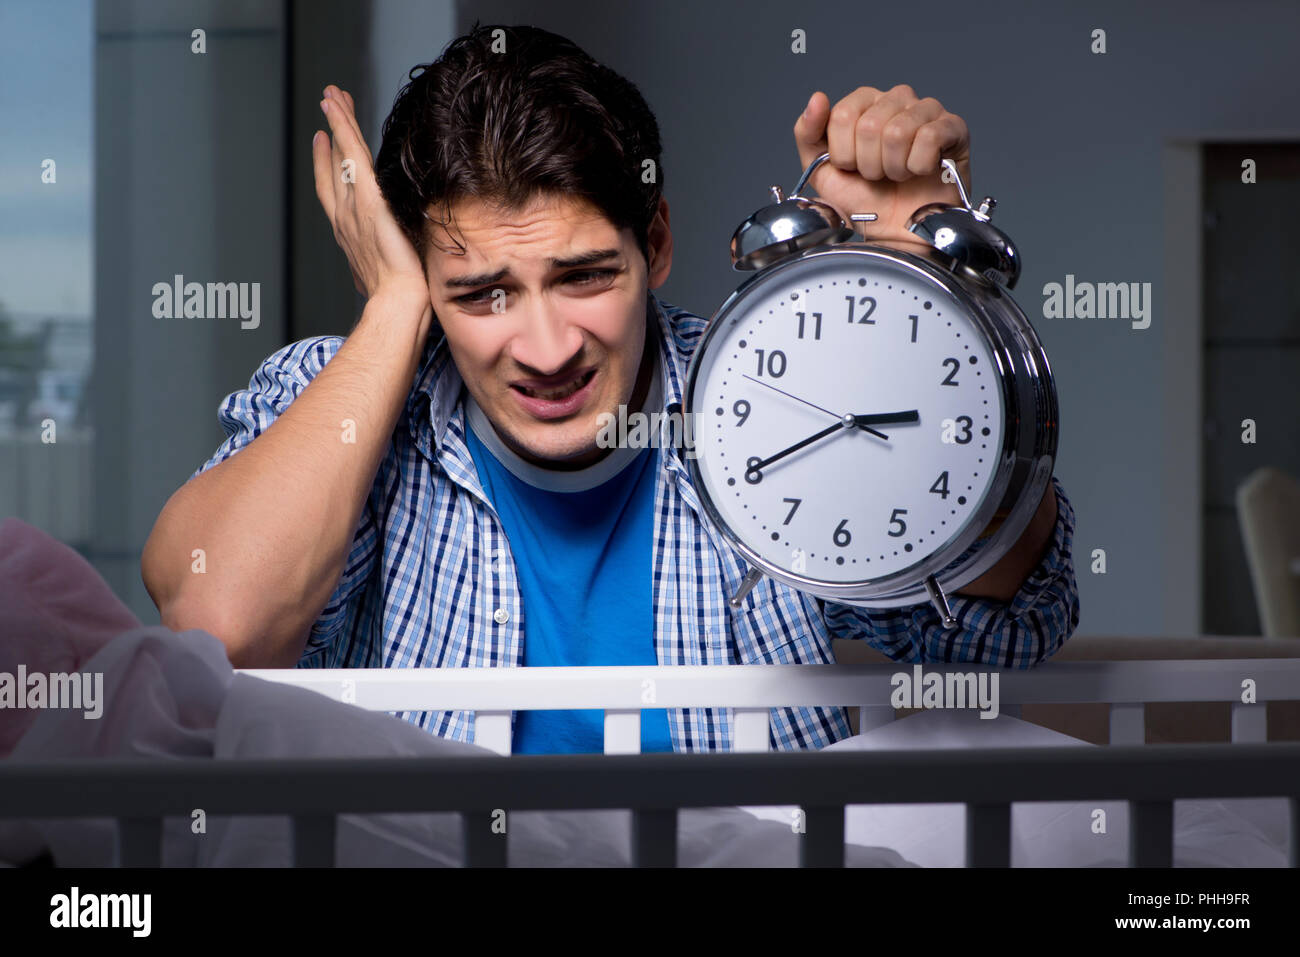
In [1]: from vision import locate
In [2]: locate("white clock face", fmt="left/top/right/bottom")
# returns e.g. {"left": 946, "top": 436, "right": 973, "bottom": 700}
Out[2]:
{"left": 689, "top": 252, "right": 1005, "bottom": 585}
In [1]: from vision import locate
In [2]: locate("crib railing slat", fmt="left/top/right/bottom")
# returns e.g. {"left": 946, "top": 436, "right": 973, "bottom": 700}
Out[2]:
{"left": 474, "top": 711, "right": 513, "bottom": 755}
{"left": 1109, "top": 702, "right": 1144, "bottom": 745}
{"left": 463, "top": 810, "right": 508, "bottom": 867}
{"left": 799, "top": 806, "right": 845, "bottom": 867}
{"left": 966, "top": 804, "right": 1011, "bottom": 867}
{"left": 632, "top": 809, "right": 677, "bottom": 867}
{"left": 858, "top": 705, "right": 894, "bottom": 734}
{"left": 733, "top": 708, "right": 771, "bottom": 752}
{"left": 292, "top": 814, "right": 337, "bottom": 867}
{"left": 1231, "top": 701, "right": 1267, "bottom": 743}
{"left": 117, "top": 817, "right": 162, "bottom": 867}
{"left": 604, "top": 710, "right": 642, "bottom": 754}
{"left": 1129, "top": 800, "right": 1174, "bottom": 866}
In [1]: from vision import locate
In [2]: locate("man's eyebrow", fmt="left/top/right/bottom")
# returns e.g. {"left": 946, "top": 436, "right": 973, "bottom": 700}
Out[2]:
{"left": 443, "top": 248, "right": 623, "bottom": 289}
{"left": 550, "top": 248, "right": 624, "bottom": 269}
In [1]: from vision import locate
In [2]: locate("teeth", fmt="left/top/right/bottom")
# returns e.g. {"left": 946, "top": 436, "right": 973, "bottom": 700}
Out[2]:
{"left": 522, "top": 372, "right": 588, "bottom": 401}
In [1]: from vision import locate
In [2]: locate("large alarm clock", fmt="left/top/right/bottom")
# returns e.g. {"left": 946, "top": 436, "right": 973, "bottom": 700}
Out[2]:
{"left": 683, "top": 153, "right": 1058, "bottom": 626}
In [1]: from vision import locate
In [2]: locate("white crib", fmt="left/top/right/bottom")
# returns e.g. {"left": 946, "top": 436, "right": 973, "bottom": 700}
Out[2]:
{"left": 2, "top": 659, "right": 1298, "bottom": 867}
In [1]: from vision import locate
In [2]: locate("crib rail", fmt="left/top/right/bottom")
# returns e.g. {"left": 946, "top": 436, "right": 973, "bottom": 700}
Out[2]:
{"left": 239, "top": 659, "right": 1300, "bottom": 753}
{"left": 1, "top": 744, "right": 1298, "bottom": 867}
{"left": 4, "top": 659, "right": 1299, "bottom": 868}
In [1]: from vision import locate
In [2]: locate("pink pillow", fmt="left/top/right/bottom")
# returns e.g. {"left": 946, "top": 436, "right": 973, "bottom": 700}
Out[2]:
{"left": 0, "top": 517, "right": 142, "bottom": 754}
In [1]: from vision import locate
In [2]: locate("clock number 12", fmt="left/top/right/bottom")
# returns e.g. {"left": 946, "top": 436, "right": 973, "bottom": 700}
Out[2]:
{"left": 846, "top": 296, "right": 876, "bottom": 324}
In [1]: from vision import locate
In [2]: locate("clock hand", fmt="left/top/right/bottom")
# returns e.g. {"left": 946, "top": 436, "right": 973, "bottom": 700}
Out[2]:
{"left": 741, "top": 374, "right": 889, "bottom": 439}
{"left": 854, "top": 409, "right": 920, "bottom": 427}
{"left": 746, "top": 414, "right": 888, "bottom": 479}
{"left": 741, "top": 374, "right": 839, "bottom": 419}
{"left": 746, "top": 421, "right": 845, "bottom": 477}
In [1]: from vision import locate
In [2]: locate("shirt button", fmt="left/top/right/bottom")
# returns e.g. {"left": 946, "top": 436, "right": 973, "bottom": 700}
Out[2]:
{"left": 490, "top": 561, "right": 500, "bottom": 573}
{"left": 493, "top": 608, "right": 509, "bottom": 624}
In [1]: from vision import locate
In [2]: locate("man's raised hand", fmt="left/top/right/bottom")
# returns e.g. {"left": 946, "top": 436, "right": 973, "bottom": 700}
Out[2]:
{"left": 792, "top": 84, "right": 971, "bottom": 248}
{"left": 312, "top": 85, "right": 428, "bottom": 302}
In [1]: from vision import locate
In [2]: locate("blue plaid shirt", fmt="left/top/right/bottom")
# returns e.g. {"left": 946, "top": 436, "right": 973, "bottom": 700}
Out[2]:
{"left": 193, "top": 291, "right": 1080, "bottom": 752}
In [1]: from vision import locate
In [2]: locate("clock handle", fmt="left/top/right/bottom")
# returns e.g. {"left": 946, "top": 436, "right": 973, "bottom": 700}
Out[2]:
{"left": 789, "top": 152, "right": 833, "bottom": 197}
{"left": 940, "top": 157, "right": 996, "bottom": 219}
{"left": 729, "top": 566, "right": 764, "bottom": 610}
{"left": 924, "top": 575, "right": 958, "bottom": 628}
{"left": 791, "top": 152, "right": 880, "bottom": 236}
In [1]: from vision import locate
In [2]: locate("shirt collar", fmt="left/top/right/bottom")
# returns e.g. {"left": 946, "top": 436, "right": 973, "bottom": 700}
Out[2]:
{"left": 406, "top": 290, "right": 690, "bottom": 465}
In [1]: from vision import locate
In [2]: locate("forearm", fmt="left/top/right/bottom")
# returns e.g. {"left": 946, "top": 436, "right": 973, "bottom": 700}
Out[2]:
{"left": 142, "top": 289, "right": 432, "bottom": 666}
{"left": 953, "top": 480, "right": 1059, "bottom": 603}
{"left": 824, "top": 476, "right": 1080, "bottom": 667}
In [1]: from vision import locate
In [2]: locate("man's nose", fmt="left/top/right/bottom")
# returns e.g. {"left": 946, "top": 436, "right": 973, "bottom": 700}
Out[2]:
{"left": 510, "top": 299, "right": 584, "bottom": 376}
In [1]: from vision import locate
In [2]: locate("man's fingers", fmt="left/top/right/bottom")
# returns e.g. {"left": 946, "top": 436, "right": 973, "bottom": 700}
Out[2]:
{"left": 332, "top": 85, "right": 353, "bottom": 111}
{"left": 906, "top": 111, "right": 970, "bottom": 178}
{"left": 311, "top": 129, "right": 336, "bottom": 221}
{"left": 870, "top": 97, "right": 944, "bottom": 182}
{"left": 324, "top": 86, "right": 374, "bottom": 169}
{"left": 845, "top": 85, "right": 918, "bottom": 181}
{"left": 324, "top": 96, "right": 375, "bottom": 222}
{"left": 322, "top": 96, "right": 365, "bottom": 181}
{"left": 324, "top": 103, "right": 351, "bottom": 223}
{"left": 825, "top": 86, "right": 890, "bottom": 174}
{"left": 792, "top": 90, "right": 832, "bottom": 169}
{"left": 325, "top": 84, "right": 354, "bottom": 116}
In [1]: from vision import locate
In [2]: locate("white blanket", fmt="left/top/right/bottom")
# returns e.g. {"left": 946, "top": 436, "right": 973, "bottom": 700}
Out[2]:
{"left": 742, "top": 709, "right": 1289, "bottom": 867}
{"left": 0, "top": 628, "right": 909, "bottom": 867}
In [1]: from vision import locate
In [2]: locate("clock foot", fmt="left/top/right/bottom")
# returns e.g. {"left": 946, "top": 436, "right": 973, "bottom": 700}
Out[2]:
{"left": 729, "top": 567, "right": 764, "bottom": 610}
{"left": 924, "top": 575, "right": 958, "bottom": 628}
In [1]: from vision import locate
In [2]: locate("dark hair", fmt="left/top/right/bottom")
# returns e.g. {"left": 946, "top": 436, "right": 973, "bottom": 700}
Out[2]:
{"left": 375, "top": 23, "right": 664, "bottom": 264}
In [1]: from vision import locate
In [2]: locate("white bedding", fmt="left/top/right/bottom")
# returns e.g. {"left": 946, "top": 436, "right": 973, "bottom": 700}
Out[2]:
{"left": 0, "top": 627, "right": 910, "bottom": 867}
{"left": 742, "top": 709, "right": 1289, "bottom": 867}
{"left": 1, "top": 625, "right": 1288, "bottom": 867}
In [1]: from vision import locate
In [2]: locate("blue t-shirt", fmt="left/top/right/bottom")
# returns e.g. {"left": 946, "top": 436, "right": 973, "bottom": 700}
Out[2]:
{"left": 462, "top": 387, "right": 672, "bottom": 755}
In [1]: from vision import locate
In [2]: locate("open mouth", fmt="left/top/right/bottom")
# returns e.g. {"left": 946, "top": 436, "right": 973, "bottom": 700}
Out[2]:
{"left": 513, "top": 369, "right": 596, "bottom": 401}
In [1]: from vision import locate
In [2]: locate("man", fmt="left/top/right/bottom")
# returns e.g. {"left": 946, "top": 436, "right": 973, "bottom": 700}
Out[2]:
{"left": 142, "top": 24, "right": 1079, "bottom": 754}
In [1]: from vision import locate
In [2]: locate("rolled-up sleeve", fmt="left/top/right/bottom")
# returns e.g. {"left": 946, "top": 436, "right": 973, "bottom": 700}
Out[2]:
{"left": 823, "top": 475, "right": 1080, "bottom": 668}
{"left": 190, "top": 337, "right": 380, "bottom": 660}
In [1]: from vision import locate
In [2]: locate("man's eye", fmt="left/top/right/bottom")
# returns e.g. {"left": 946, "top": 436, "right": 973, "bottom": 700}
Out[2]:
{"left": 456, "top": 270, "right": 616, "bottom": 306}
{"left": 568, "top": 269, "right": 616, "bottom": 284}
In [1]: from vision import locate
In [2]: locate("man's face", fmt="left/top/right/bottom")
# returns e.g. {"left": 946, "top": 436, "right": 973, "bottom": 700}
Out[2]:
{"left": 423, "top": 192, "right": 672, "bottom": 470}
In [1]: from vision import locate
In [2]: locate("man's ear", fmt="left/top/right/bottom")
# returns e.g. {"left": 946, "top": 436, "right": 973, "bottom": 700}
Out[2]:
{"left": 646, "top": 196, "right": 673, "bottom": 289}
